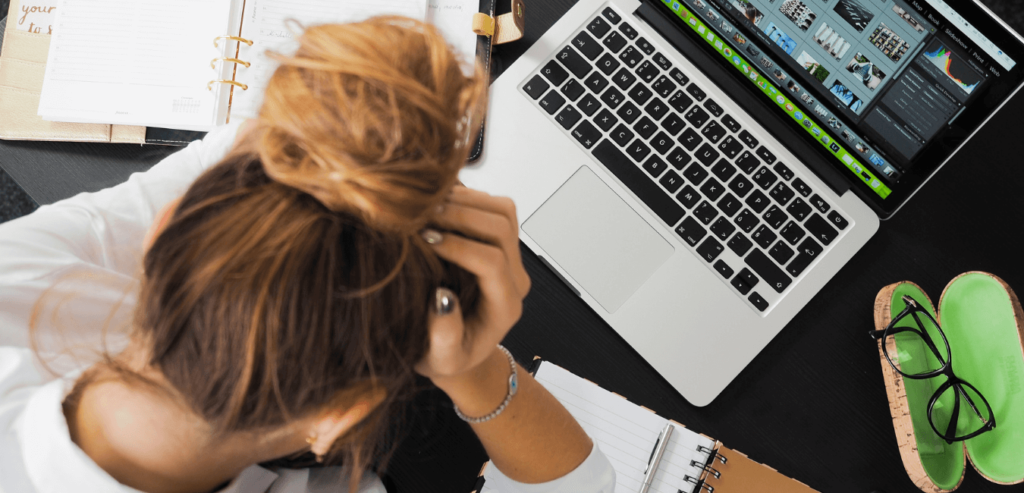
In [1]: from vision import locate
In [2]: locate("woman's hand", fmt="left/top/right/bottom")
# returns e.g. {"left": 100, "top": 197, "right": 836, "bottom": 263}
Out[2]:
{"left": 415, "top": 186, "right": 531, "bottom": 388}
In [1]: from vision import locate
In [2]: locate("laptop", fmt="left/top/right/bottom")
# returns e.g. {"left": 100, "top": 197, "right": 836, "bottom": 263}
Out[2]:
{"left": 460, "top": 0, "right": 1024, "bottom": 406}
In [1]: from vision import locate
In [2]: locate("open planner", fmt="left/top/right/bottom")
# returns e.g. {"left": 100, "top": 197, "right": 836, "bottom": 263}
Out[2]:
{"left": 478, "top": 360, "right": 818, "bottom": 493}
{"left": 33, "top": 0, "right": 486, "bottom": 132}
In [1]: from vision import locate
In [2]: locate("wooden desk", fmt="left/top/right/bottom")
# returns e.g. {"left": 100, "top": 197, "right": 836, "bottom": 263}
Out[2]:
{"left": 4, "top": 2, "right": 1024, "bottom": 492}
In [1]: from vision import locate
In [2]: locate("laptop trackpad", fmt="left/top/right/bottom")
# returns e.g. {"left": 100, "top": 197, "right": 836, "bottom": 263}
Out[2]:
{"left": 523, "top": 166, "right": 674, "bottom": 313}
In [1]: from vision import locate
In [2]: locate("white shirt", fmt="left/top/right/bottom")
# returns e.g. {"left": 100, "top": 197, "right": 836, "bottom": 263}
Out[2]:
{"left": 0, "top": 122, "right": 615, "bottom": 493}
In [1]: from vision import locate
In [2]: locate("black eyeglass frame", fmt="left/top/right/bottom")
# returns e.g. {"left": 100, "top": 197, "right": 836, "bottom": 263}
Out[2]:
{"left": 869, "top": 295, "right": 996, "bottom": 443}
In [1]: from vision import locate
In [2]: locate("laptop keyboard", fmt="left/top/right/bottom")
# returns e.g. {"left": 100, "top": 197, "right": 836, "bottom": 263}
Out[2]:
{"left": 520, "top": 6, "right": 852, "bottom": 313}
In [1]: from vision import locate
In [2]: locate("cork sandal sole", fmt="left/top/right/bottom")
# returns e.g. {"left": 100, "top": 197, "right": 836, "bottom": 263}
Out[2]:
{"left": 874, "top": 281, "right": 965, "bottom": 493}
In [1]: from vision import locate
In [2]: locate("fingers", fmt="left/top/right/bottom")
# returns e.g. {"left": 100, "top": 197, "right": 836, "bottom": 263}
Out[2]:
{"left": 416, "top": 288, "right": 469, "bottom": 377}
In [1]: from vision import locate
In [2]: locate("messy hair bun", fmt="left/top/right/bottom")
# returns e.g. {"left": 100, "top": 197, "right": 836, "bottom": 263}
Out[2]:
{"left": 254, "top": 17, "right": 487, "bottom": 233}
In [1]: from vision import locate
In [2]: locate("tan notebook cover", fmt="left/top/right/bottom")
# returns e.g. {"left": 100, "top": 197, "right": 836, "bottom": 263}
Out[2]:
{"left": 697, "top": 443, "right": 818, "bottom": 493}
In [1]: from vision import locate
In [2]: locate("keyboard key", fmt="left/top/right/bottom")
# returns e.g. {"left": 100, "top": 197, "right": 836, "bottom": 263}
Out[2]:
{"left": 593, "top": 140, "right": 684, "bottom": 226}
{"left": 728, "top": 233, "right": 753, "bottom": 256}
{"left": 601, "top": 31, "right": 627, "bottom": 54}
{"left": 633, "top": 116, "right": 657, "bottom": 139}
{"left": 745, "top": 250, "right": 791, "bottom": 293}
{"left": 762, "top": 205, "right": 788, "bottom": 229}
{"left": 718, "top": 136, "right": 744, "bottom": 159}
{"left": 735, "top": 151, "right": 761, "bottom": 174}
{"left": 683, "top": 162, "right": 708, "bottom": 185}
{"left": 610, "top": 124, "right": 634, "bottom": 146}
{"left": 669, "top": 68, "right": 690, "bottom": 85}
{"left": 710, "top": 218, "right": 736, "bottom": 241}
{"left": 628, "top": 84, "right": 653, "bottom": 105}
{"left": 732, "top": 268, "right": 759, "bottom": 294}
{"left": 571, "top": 120, "right": 601, "bottom": 149}
{"left": 693, "top": 201, "right": 718, "bottom": 224}
{"left": 714, "top": 260, "right": 734, "bottom": 279}
{"left": 644, "top": 98, "right": 668, "bottom": 121}
{"left": 729, "top": 175, "right": 754, "bottom": 198}
{"left": 625, "top": 138, "right": 652, "bottom": 162}
{"left": 703, "top": 98, "right": 723, "bottom": 117}
{"left": 636, "top": 37, "right": 655, "bottom": 55}
{"left": 684, "top": 106, "right": 710, "bottom": 128}
{"left": 786, "top": 198, "right": 811, "bottom": 221}
{"left": 585, "top": 72, "right": 610, "bottom": 94}
{"left": 745, "top": 190, "right": 770, "bottom": 213}
{"left": 600, "top": 87, "right": 625, "bottom": 108}
{"left": 636, "top": 60, "right": 661, "bottom": 83}
{"left": 809, "top": 194, "right": 830, "bottom": 214}
{"left": 711, "top": 160, "right": 737, "bottom": 182}
{"left": 539, "top": 91, "right": 566, "bottom": 114}
{"left": 555, "top": 106, "right": 582, "bottom": 129}
{"left": 786, "top": 238, "right": 824, "bottom": 277}
{"left": 596, "top": 53, "right": 621, "bottom": 75}
{"left": 653, "top": 52, "right": 672, "bottom": 71}
{"left": 619, "top": 22, "right": 638, "bottom": 39}
{"left": 738, "top": 130, "right": 759, "bottom": 149}
{"left": 572, "top": 31, "right": 603, "bottom": 60}
{"left": 561, "top": 79, "right": 585, "bottom": 101}
{"left": 662, "top": 113, "right": 685, "bottom": 136}
{"left": 697, "top": 237, "right": 725, "bottom": 262}
{"left": 651, "top": 75, "right": 677, "bottom": 98}
{"left": 659, "top": 169, "right": 684, "bottom": 193}
{"left": 718, "top": 193, "right": 742, "bottom": 217}
{"left": 675, "top": 217, "right": 707, "bottom": 246}
{"left": 541, "top": 60, "right": 569, "bottom": 85}
{"left": 805, "top": 214, "right": 839, "bottom": 245}
{"left": 780, "top": 221, "right": 806, "bottom": 245}
{"left": 731, "top": 275, "right": 753, "bottom": 295}
{"left": 735, "top": 209, "right": 759, "bottom": 233}
{"left": 755, "top": 146, "right": 776, "bottom": 164}
{"left": 678, "top": 128, "right": 702, "bottom": 151}
{"left": 642, "top": 156, "right": 669, "bottom": 178}
{"left": 577, "top": 94, "right": 601, "bottom": 116}
{"left": 769, "top": 241, "right": 794, "bottom": 264}
{"left": 556, "top": 46, "right": 591, "bottom": 79}
{"left": 792, "top": 178, "right": 812, "bottom": 197}
{"left": 587, "top": 16, "right": 611, "bottom": 38}
{"left": 686, "top": 83, "right": 706, "bottom": 101}
{"left": 677, "top": 185, "right": 700, "bottom": 208}
{"left": 721, "top": 114, "right": 742, "bottom": 133}
{"left": 749, "top": 292, "right": 769, "bottom": 312}
{"left": 668, "top": 90, "right": 693, "bottom": 113}
{"left": 774, "top": 162, "right": 794, "bottom": 181}
{"left": 752, "top": 225, "right": 776, "bottom": 249}
{"left": 617, "top": 101, "right": 641, "bottom": 124}
{"left": 650, "top": 132, "right": 673, "bottom": 155}
{"left": 752, "top": 167, "right": 778, "bottom": 190}
{"left": 602, "top": 7, "right": 622, "bottom": 24}
{"left": 694, "top": 144, "right": 720, "bottom": 167}
{"left": 594, "top": 109, "right": 618, "bottom": 131}
{"left": 619, "top": 46, "right": 643, "bottom": 68}
{"left": 700, "top": 178, "right": 724, "bottom": 202}
{"left": 523, "top": 75, "right": 550, "bottom": 99}
{"left": 769, "top": 182, "right": 795, "bottom": 205}
{"left": 828, "top": 211, "right": 849, "bottom": 230}
{"left": 612, "top": 68, "right": 637, "bottom": 90}
{"left": 701, "top": 121, "right": 726, "bottom": 144}
{"left": 667, "top": 148, "right": 692, "bottom": 169}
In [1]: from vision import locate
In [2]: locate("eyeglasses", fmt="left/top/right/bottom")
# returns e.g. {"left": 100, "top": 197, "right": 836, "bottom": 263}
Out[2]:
{"left": 870, "top": 295, "right": 996, "bottom": 443}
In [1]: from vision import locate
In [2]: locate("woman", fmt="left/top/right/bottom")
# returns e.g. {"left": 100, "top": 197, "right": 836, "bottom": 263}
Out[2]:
{"left": 0, "top": 18, "right": 615, "bottom": 493}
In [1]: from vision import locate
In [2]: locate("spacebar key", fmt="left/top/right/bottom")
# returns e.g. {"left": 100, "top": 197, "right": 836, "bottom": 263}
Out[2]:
{"left": 745, "top": 250, "right": 792, "bottom": 293}
{"left": 592, "top": 140, "right": 684, "bottom": 226}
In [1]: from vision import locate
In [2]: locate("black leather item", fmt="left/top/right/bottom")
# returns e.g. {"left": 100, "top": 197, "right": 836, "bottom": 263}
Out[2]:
{"left": 145, "top": 127, "right": 207, "bottom": 146}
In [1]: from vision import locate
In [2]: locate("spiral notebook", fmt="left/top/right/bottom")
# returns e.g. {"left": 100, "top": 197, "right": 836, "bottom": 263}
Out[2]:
{"left": 33, "top": 0, "right": 490, "bottom": 133}
{"left": 476, "top": 360, "right": 818, "bottom": 493}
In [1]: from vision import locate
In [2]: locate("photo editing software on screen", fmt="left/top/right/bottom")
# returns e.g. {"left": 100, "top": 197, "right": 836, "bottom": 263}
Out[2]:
{"left": 659, "top": 0, "right": 1017, "bottom": 200}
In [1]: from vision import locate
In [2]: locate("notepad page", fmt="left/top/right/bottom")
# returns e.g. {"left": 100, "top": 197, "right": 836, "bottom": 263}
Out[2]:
{"left": 533, "top": 363, "right": 717, "bottom": 493}
{"left": 230, "top": 0, "right": 427, "bottom": 120}
{"left": 37, "top": 0, "right": 235, "bottom": 130}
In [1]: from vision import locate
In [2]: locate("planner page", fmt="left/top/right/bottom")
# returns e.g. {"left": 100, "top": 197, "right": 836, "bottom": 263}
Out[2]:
{"left": 37, "top": 0, "right": 236, "bottom": 130}
{"left": 482, "top": 362, "right": 717, "bottom": 493}
{"left": 231, "top": 0, "right": 427, "bottom": 120}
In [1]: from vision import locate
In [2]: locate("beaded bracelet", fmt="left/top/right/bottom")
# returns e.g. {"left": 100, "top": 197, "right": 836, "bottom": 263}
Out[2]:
{"left": 453, "top": 345, "right": 519, "bottom": 424}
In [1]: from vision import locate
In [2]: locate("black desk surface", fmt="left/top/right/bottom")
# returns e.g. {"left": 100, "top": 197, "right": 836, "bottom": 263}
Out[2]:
{"left": 4, "top": 2, "right": 1024, "bottom": 492}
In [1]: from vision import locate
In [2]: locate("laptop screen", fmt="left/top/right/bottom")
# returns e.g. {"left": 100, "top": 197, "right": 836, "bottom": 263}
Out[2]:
{"left": 652, "top": 0, "right": 1024, "bottom": 214}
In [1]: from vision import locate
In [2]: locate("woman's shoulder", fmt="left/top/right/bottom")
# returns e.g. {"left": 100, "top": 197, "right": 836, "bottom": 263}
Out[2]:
{"left": 218, "top": 466, "right": 387, "bottom": 493}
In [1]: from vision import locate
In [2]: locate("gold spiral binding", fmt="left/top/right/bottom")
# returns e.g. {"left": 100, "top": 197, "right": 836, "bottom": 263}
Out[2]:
{"left": 213, "top": 36, "right": 254, "bottom": 48}
{"left": 210, "top": 57, "right": 252, "bottom": 69}
{"left": 208, "top": 80, "right": 249, "bottom": 91}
